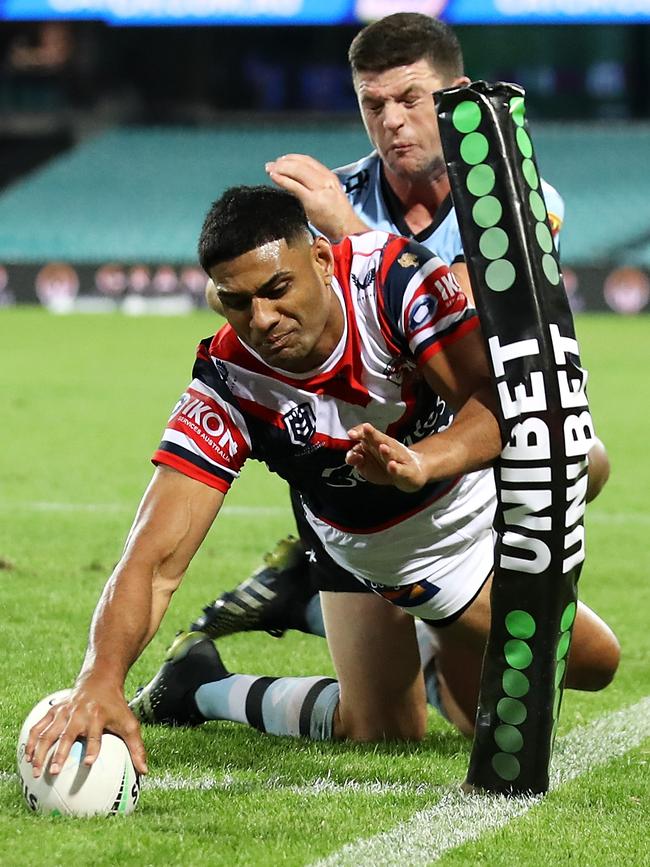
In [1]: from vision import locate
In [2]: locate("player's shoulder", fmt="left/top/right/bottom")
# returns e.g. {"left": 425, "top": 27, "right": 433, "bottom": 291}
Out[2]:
{"left": 333, "top": 151, "right": 379, "bottom": 196}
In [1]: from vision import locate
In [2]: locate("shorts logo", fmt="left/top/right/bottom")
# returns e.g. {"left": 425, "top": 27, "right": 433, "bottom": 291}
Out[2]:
{"left": 283, "top": 402, "right": 316, "bottom": 446}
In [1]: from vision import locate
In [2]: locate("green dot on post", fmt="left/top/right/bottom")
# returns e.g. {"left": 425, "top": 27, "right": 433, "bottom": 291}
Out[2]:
{"left": 522, "top": 158, "right": 539, "bottom": 189}
{"left": 492, "top": 752, "right": 521, "bottom": 781}
{"left": 555, "top": 658, "right": 566, "bottom": 689}
{"left": 503, "top": 669, "right": 530, "bottom": 698}
{"left": 543, "top": 253, "right": 560, "bottom": 285}
{"left": 460, "top": 132, "right": 489, "bottom": 165}
{"left": 529, "top": 189, "right": 546, "bottom": 221}
{"left": 516, "top": 127, "right": 533, "bottom": 158}
{"left": 472, "top": 196, "right": 502, "bottom": 228}
{"left": 494, "top": 724, "right": 524, "bottom": 753}
{"left": 553, "top": 688, "right": 562, "bottom": 720}
{"left": 561, "top": 602, "right": 577, "bottom": 631}
{"left": 535, "top": 222, "right": 553, "bottom": 253}
{"left": 505, "top": 610, "right": 536, "bottom": 640}
{"left": 497, "top": 697, "right": 527, "bottom": 725}
{"left": 453, "top": 100, "right": 481, "bottom": 133}
{"left": 510, "top": 96, "right": 526, "bottom": 127}
{"left": 479, "top": 227, "right": 509, "bottom": 260}
{"left": 504, "top": 639, "right": 533, "bottom": 670}
{"left": 466, "top": 164, "right": 495, "bottom": 197}
{"left": 556, "top": 630, "right": 572, "bottom": 660}
{"left": 485, "top": 259, "right": 516, "bottom": 292}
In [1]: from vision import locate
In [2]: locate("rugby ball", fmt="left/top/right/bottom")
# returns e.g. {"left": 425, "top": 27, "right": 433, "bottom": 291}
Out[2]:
{"left": 17, "top": 690, "right": 140, "bottom": 817}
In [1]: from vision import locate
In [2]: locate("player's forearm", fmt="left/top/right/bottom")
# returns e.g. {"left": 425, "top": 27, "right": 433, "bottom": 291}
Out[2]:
{"left": 413, "top": 386, "right": 502, "bottom": 480}
{"left": 323, "top": 212, "right": 370, "bottom": 242}
{"left": 75, "top": 562, "right": 155, "bottom": 690}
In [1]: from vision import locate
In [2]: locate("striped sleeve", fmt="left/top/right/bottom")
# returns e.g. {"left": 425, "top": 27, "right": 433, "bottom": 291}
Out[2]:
{"left": 152, "top": 374, "right": 251, "bottom": 493}
{"left": 377, "top": 238, "right": 479, "bottom": 366}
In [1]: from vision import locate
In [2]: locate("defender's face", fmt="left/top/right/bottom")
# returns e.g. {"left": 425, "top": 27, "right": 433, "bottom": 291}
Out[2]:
{"left": 355, "top": 59, "right": 463, "bottom": 180}
{"left": 210, "top": 235, "right": 340, "bottom": 374}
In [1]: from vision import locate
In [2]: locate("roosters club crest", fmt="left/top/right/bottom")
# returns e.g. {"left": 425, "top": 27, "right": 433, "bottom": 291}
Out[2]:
{"left": 283, "top": 402, "right": 317, "bottom": 446}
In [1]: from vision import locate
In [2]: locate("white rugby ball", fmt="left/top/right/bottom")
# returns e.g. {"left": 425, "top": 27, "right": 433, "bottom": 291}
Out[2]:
{"left": 17, "top": 690, "right": 140, "bottom": 817}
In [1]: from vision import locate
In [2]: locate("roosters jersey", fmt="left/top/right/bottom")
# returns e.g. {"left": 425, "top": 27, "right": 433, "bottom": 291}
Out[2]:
{"left": 334, "top": 151, "right": 564, "bottom": 263}
{"left": 153, "top": 231, "right": 480, "bottom": 534}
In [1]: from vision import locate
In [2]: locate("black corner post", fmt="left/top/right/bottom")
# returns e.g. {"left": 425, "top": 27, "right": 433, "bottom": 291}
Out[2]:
{"left": 436, "top": 81, "right": 596, "bottom": 794}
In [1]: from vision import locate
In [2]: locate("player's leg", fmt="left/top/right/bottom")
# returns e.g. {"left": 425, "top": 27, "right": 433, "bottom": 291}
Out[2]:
{"left": 423, "top": 574, "right": 620, "bottom": 737}
{"left": 187, "top": 489, "right": 325, "bottom": 640}
{"left": 129, "top": 593, "right": 426, "bottom": 743}
{"left": 321, "top": 591, "right": 427, "bottom": 741}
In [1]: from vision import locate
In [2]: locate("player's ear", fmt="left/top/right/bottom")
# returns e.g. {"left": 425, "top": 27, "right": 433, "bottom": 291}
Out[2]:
{"left": 205, "top": 278, "right": 225, "bottom": 316}
{"left": 311, "top": 235, "right": 335, "bottom": 284}
{"left": 451, "top": 75, "right": 471, "bottom": 88}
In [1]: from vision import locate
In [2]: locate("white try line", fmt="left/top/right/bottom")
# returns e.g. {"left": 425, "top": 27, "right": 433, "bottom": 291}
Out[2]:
{"left": 310, "top": 697, "right": 650, "bottom": 867}
{"left": 0, "top": 501, "right": 291, "bottom": 518}
{"left": 0, "top": 768, "right": 437, "bottom": 798}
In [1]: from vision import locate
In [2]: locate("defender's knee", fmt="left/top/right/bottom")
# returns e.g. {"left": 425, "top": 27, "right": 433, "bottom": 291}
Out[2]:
{"left": 568, "top": 622, "right": 620, "bottom": 691}
{"left": 586, "top": 438, "right": 610, "bottom": 503}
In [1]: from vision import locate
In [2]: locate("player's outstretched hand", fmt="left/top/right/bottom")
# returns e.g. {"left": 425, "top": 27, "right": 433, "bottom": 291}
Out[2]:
{"left": 265, "top": 154, "right": 368, "bottom": 241}
{"left": 346, "top": 423, "right": 430, "bottom": 492}
{"left": 25, "top": 678, "right": 148, "bottom": 778}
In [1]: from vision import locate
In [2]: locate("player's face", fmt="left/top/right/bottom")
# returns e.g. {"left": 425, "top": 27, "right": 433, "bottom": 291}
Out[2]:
{"left": 210, "top": 235, "right": 342, "bottom": 374}
{"left": 355, "top": 59, "right": 465, "bottom": 181}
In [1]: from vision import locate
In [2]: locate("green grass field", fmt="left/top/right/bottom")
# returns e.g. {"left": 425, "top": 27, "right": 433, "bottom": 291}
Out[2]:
{"left": 1, "top": 308, "right": 649, "bottom": 866}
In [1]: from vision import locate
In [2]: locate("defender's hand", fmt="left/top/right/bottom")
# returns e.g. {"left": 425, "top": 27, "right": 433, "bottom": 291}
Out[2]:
{"left": 345, "top": 423, "right": 430, "bottom": 492}
{"left": 265, "top": 154, "right": 368, "bottom": 240}
{"left": 25, "top": 679, "right": 148, "bottom": 778}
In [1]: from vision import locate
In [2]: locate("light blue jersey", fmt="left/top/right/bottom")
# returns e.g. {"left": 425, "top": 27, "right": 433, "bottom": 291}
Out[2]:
{"left": 334, "top": 151, "right": 564, "bottom": 264}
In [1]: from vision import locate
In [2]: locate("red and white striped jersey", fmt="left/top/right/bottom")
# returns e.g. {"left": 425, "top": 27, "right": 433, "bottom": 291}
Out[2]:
{"left": 153, "top": 231, "right": 479, "bottom": 533}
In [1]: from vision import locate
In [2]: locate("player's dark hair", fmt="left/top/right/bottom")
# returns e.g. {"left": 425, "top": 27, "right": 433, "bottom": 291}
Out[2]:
{"left": 198, "top": 185, "right": 311, "bottom": 273}
{"left": 348, "top": 13, "right": 464, "bottom": 83}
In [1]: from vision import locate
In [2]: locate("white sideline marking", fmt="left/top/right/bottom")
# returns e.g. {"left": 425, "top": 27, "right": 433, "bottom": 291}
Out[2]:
{"left": 310, "top": 697, "right": 650, "bottom": 867}
{"left": 0, "top": 501, "right": 290, "bottom": 518}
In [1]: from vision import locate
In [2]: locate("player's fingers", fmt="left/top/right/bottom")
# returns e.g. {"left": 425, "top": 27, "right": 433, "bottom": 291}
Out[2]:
{"left": 270, "top": 153, "right": 331, "bottom": 176}
{"left": 82, "top": 717, "right": 105, "bottom": 767}
{"left": 25, "top": 709, "right": 56, "bottom": 761}
{"left": 119, "top": 717, "right": 148, "bottom": 775}
{"left": 266, "top": 168, "right": 310, "bottom": 197}
{"left": 48, "top": 727, "right": 81, "bottom": 775}
{"left": 30, "top": 716, "right": 68, "bottom": 777}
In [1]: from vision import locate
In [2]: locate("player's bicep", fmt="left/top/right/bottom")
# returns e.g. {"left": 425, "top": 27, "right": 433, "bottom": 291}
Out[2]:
{"left": 421, "top": 326, "right": 495, "bottom": 414}
{"left": 123, "top": 464, "right": 224, "bottom": 579}
{"left": 450, "top": 261, "right": 474, "bottom": 305}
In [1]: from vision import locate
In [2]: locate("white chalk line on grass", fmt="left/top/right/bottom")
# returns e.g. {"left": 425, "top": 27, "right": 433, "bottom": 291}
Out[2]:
{"left": 0, "top": 768, "right": 436, "bottom": 798}
{"left": 2, "top": 501, "right": 647, "bottom": 526}
{"left": 2, "top": 697, "right": 648, "bottom": 861}
{"left": 310, "top": 697, "right": 650, "bottom": 867}
{"left": 0, "top": 502, "right": 291, "bottom": 518}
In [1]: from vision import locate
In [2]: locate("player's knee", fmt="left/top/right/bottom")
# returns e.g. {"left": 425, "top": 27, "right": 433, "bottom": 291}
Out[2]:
{"left": 572, "top": 626, "right": 620, "bottom": 691}
{"left": 587, "top": 628, "right": 620, "bottom": 690}
{"left": 586, "top": 438, "right": 610, "bottom": 503}
{"left": 334, "top": 703, "right": 427, "bottom": 743}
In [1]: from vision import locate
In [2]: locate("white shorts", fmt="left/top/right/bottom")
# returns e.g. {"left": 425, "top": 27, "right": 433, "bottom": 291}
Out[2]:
{"left": 305, "top": 469, "right": 496, "bottom": 622}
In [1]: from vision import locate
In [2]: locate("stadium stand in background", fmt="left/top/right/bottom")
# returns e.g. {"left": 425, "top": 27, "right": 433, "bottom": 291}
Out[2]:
{"left": 1, "top": 19, "right": 649, "bottom": 314}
